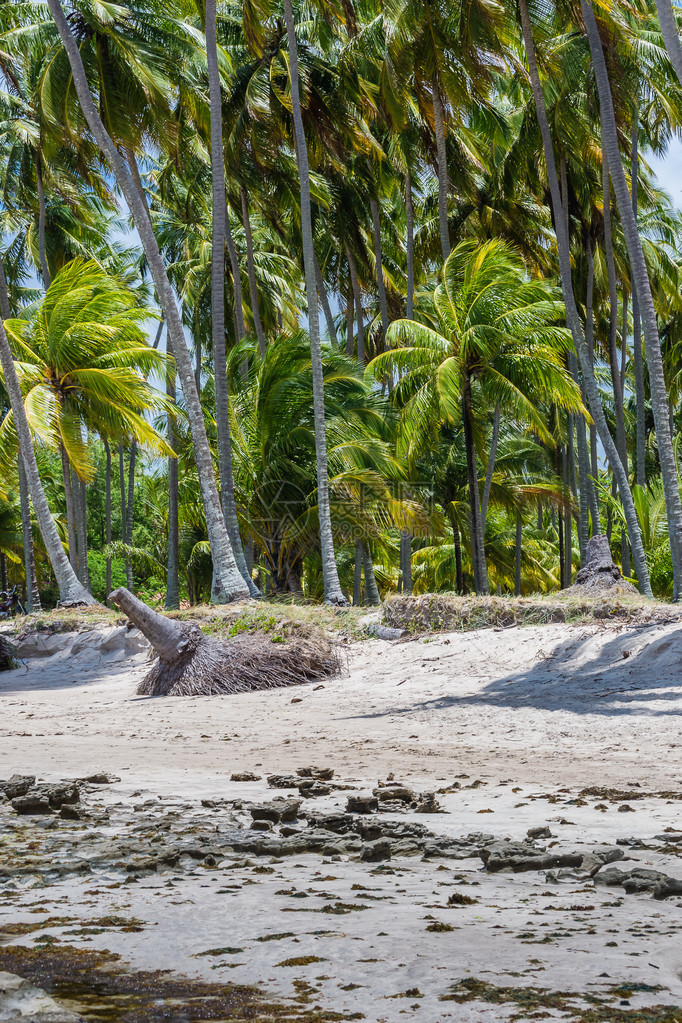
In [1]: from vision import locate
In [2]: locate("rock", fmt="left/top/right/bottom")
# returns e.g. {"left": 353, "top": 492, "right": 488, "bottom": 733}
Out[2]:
{"left": 367, "top": 624, "right": 409, "bottom": 641}
{"left": 250, "top": 820, "right": 273, "bottom": 832}
{"left": 297, "top": 766, "right": 334, "bottom": 780}
{"left": 267, "top": 774, "right": 300, "bottom": 789}
{"left": 571, "top": 534, "right": 637, "bottom": 592}
{"left": 359, "top": 838, "right": 392, "bottom": 862}
{"left": 0, "top": 637, "right": 17, "bottom": 671}
{"left": 230, "top": 772, "right": 262, "bottom": 782}
{"left": 346, "top": 793, "right": 378, "bottom": 814}
{"left": 60, "top": 805, "right": 81, "bottom": 821}
{"left": 414, "top": 792, "right": 441, "bottom": 814}
{"left": 527, "top": 826, "right": 552, "bottom": 840}
{"left": 580, "top": 847, "right": 624, "bottom": 876}
{"left": 298, "top": 780, "right": 330, "bottom": 797}
{"left": 44, "top": 783, "right": 80, "bottom": 809}
{"left": 79, "top": 773, "right": 120, "bottom": 785}
{"left": 480, "top": 841, "right": 583, "bottom": 873}
{"left": 594, "top": 866, "right": 682, "bottom": 898}
{"left": 11, "top": 793, "right": 53, "bottom": 815}
{"left": 0, "top": 970, "right": 84, "bottom": 1021}
{"left": 373, "top": 785, "right": 415, "bottom": 804}
{"left": 0, "top": 775, "right": 36, "bottom": 799}
{"left": 248, "top": 799, "right": 301, "bottom": 824}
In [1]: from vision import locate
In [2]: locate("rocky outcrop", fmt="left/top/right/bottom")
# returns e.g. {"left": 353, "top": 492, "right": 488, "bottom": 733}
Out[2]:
{"left": 0, "top": 971, "right": 84, "bottom": 1022}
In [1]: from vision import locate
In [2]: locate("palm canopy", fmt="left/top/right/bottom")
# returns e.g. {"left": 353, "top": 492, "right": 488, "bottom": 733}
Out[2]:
{"left": 0, "top": 258, "right": 172, "bottom": 479}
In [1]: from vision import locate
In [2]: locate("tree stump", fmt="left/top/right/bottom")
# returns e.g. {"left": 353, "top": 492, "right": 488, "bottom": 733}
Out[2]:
{"left": 571, "top": 535, "right": 638, "bottom": 593}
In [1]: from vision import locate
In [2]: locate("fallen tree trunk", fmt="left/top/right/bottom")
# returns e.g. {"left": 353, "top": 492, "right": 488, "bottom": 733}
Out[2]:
{"left": 108, "top": 588, "right": 341, "bottom": 697}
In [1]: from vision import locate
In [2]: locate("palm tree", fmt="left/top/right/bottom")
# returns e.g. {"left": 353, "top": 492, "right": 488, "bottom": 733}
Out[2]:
{"left": 281, "top": 0, "right": 347, "bottom": 604}
{"left": 372, "top": 238, "right": 585, "bottom": 594}
{"left": 47, "top": 0, "right": 250, "bottom": 603}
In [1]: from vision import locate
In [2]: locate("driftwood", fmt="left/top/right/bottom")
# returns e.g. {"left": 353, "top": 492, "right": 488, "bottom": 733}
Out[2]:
{"left": 108, "top": 588, "right": 341, "bottom": 697}
{"left": 571, "top": 535, "right": 638, "bottom": 593}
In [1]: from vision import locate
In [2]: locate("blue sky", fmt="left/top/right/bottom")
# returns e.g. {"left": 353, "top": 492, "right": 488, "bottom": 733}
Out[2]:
{"left": 649, "top": 136, "right": 682, "bottom": 209}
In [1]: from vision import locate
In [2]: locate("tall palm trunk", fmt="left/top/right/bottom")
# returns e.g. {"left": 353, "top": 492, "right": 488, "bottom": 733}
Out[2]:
{"left": 370, "top": 198, "right": 389, "bottom": 347}
{"left": 48, "top": 0, "right": 248, "bottom": 603}
{"left": 165, "top": 341, "right": 179, "bottom": 610}
{"left": 125, "top": 441, "right": 136, "bottom": 590}
{"left": 345, "top": 288, "right": 354, "bottom": 357}
{"left": 104, "top": 439, "right": 112, "bottom": 596}
{"left": 206, "top": 0, "right": 258, "bottom": 598}
{"left": 400, "top": 530, "right": 412, "bottom": 594}
{"left": 362, "top": 543, "right": 381, "bottom": 605}
{"left": 240, "top": 184, "right": 267, "bottom": 357}
{"left": 345, "top": 243, "right": 364, "bottom": 363}
{"left": 60, "top": 445, "right": 78, "bottom": 573}
{"left": 602, "top": 150, "right": 629, "bottom": 481}
{"left": 514, "top": 510, "right": 522, "bottom": 596}
{"left": 282, "top": 0, "right": 346, "bottom": 604}
{"left": 35, "top": 153, "right": 51, "bottom": 287}
{"left": 447, "top": 506, "right": 464, "bottom": 593}
{"left": 582, "top": 0, "right": 682, "bottom": 599}
{"left": 481, "top": 403, "right": 500, "bottom": 527}
{"left": 585, "top": 241, "right": 601, "bottom": 533}
{"left": 631, "top": 114, "right": 646, "bottom": 487}
{"left": 405, "top": 171, "right": 414, "bottom": 319}
{"left": 314, "top": 253, "right": 337, "bottom": 346}
{"left": 0, "top": 319, "right": 94, "bottom": 604}
{"left": 562, "top": 440, "right": 573, "bottom": 585}
{"left": 353, "top": 539, "right": 362, "bottom": 605}
{"left": 463, "top": 374, "right": 488, "bottom": 594}
{"left": 118, "top": 444, "right": 128, "bottom": 583}
{"left": 73, "top": 471, "right": 90, "bottom": 591}
{"left": 432, "top": 73, "right": 451, "bottom": 261}
{"left": 518, "top": 0, "right": 651, "bottom": 596}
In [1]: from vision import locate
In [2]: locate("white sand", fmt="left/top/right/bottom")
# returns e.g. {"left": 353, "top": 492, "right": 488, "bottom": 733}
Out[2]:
{"left": 2, "top": 618, "right": 682, "bottom": 1020}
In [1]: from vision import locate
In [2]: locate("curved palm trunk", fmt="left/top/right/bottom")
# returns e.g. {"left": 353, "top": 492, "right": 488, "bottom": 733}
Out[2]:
{"left": 582, "top": 0, "right": 682, "bottom": 599}
{"left": 481, "top": 402, "right": 500, "bottom": 527}
{"left": 282, "top": 0, "right": 346, "bottom": 605}
{"left": 432, "top": 74, "right": 451, "bottom": 262}
{"left": 370, "top": 198, "right": 389, "bottom": 349}
{"left": 463, "top": 374, "right": 488, "bottom": 594}
{"left": 315, "top": 253, "right": 337, "bottom": 346}
{"left": 0, "top": 319, "right": 94, "bottom": 604}
{"left": 104, "top": 439, "right": 112, "bottom": 596}
{"left": 48, "top": 0, "right": 248, "bottom": 604}
{"left": 518, "top": 0, "right": 652, "bottom": 596}
{"left": 206, "top": 0, "right": 259, "bottom": 599}
{"left": 165, "top": 342, "right": 179, "bottom": 610}
{"left": 240, "top": 184, "right": 267, "bottom": 357}
{"left": 405, "top": 171, "right": 414, "bottom": 319}
{"left": 653, "top": 0, "right": 682, "bottom": 84}
{"left": 35, "top": 153, "right": 51, "bottom": 288}
{"left": 362, "top": 543, "right": 381, "bottom": 605}
{"left": 631, "top": 115, "right": 646, "bottom": 487}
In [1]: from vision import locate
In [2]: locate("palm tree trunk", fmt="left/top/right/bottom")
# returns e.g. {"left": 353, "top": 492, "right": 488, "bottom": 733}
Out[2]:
{"left": 602, "top": 148, "right": 629, "bottom": 487}
{"left": 518, "top": 0, "right": 651, "bottom": 596}
{"left": 432, "top": 73, "right": 451, "bottom": 261}
{"left": 194, "top": 333, "right": 202, "bottom": 394}
{"left": 585, "top": 241, "right": 601, "bottom": 534}
{"left": 60, "top": 445, "right": 78, "bottom": 574}
{"left": 631, "top": 114, "right": 646, "bottom": 487}
{"left": 240, "top": 184, "right": 267, "bottom": 357}
{"left": 400, "top": 530, "right": 412, "bottom": 594}
{"left": 104, "top": 439, "right": 112, "bottom": 596}
{"left": 0, "top": 319, "right": 94, "bottom": 603}
{"left": 405, "top": 171, "right": 414, "bottom": 319}
{"left": 571, "top": 357, "right": 590, "bottom": 558}
{"left": 345, "top": 287, "right": 354, "bottom": 357}
{"left": 481, "top": 402, "right": 500, "bottom": 527}
{"left": 582, "top": 0, "right": 682, "bottom": 599}
{"left": 0, "top": 554, "right": 6, "bottom": 594}
{"left": 35, "top": 153, "right": 51, "bottom": 288}
{"left": 345, "top": 242, "right": 364, "bottom": 364}
{"left": 353, "top": 538, "right": 362, "bottom": 605}
{"left": 463, "top": 374, "right": 488, "bottom": 594}
{"left": 370, "top": 198, "right": 389, "bottom": 348}
{"left": 206, "top": 0, "right": 259, "bottom": 599}
{"left": 315, "top": 253, "right": 337, "bottom": 346}
{"left": 281, "top": 0, "right": 346, "bottom": 604}
{"left": 73, "top": 471, "right": 90, "bottom": 591}
{"left": 362, "top": 543, "right": 381, "bottom": 605}
{"left": 563, "top": 439, "right": 573, "bottom": 585}
{"left": 447, "top": 506, "right": 464, "bottom": 593}
{"left": 48, "top": 0, "right": 248, "bottom": 604}
{"left": 125, "top": 441, "right": 136, "bottom": 590}
{"left": 653, "top": 0, "right": 682, "bottom": 84}
{"left": 514, "top": 510, "right": 522, "bottom": 596}
{"left": 165, "top": 342, "right": 179, "bottom": 610}
{"left": 558, "top": 506, "right": 565, "bottom": 588}
{"left": 17, "top": 453, "right": 40, "bottom": 612}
